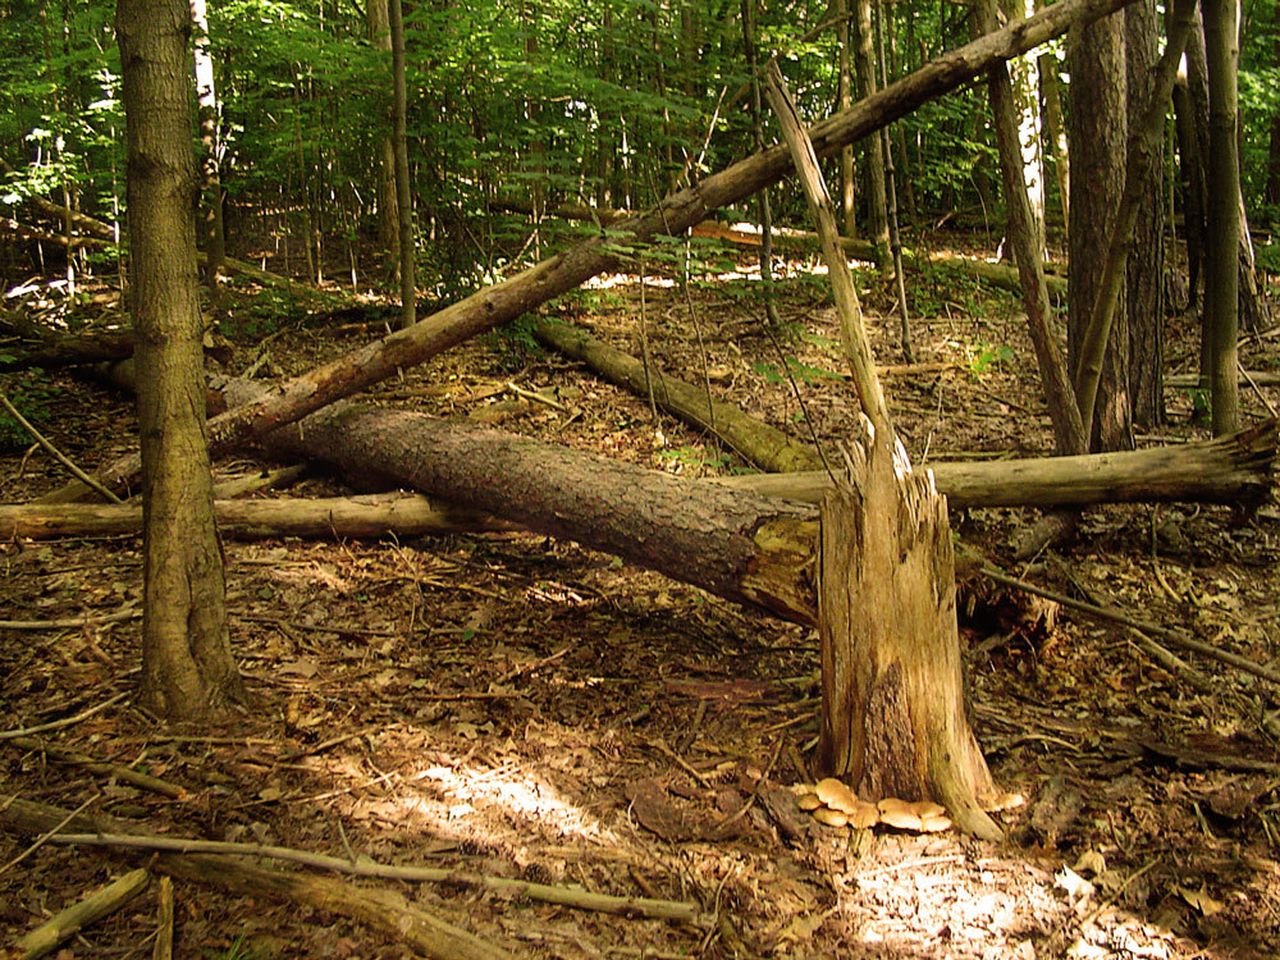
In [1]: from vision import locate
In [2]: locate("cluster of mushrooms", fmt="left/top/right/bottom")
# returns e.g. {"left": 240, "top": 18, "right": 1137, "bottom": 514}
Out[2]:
{"left": 794, "top": 778, "right": 952, "bottom": 832}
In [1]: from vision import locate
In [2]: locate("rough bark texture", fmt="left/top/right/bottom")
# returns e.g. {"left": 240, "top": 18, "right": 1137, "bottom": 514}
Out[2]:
{"left": 51, "top": 0, "right": 1139, "bottom": 504}
{"left": 1203, "top": 0, "right": 1239, "bottom": 434}
{"left": 1124, "top": 0, "right": 1166, "bottom": 428}
{"left": 190, "top": 0, "right": 224, "bottom": 304}
{"left": 389, "top": 0, "right": 414, "bottom": 329}
{"left": 117, "top": 0, "right": 243, "bottom": 719}
{"left": 1067, "top": 11, "right": 1131, "bottom": 450}
{"left": 254, "top": 400, "right": 821, "bottom": 626}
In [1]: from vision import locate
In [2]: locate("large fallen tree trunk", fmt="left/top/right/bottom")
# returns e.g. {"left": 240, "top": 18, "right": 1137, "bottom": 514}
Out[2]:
{"left": 0, "top": 492, "right": 511, "bottom": 541}
{"left": 716, "top": 418, "right": 1278, "bottom": 508}
{"left": 45, "top": 0, "right": 1137, "bottom": 504}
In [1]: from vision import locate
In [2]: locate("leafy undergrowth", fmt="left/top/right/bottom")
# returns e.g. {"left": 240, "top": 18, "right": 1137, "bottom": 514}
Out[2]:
{"left": 1, "top": 245, "right": 1279, "bottom": 959}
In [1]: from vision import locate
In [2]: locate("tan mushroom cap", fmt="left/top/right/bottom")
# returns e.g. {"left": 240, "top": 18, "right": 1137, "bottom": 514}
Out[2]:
{"left": 877, "top": 798, "right": 923, "bottom": 831}
{"left": 812, "top": 806, "right": 850, "bottom": 828}
{"left": 796, "top": 792, "right": 823, "bottom": 812}
{"left": 910, "top": 801, "right": 947, "bottom": 819}
{"left": 919, "top": 813, "right": 953, "bottom": 832}
{"left": 814, "top": 777, "right": 859, "bottom": 814}
{"left": 848, "top": 799, "right": 879, "bottom": 830}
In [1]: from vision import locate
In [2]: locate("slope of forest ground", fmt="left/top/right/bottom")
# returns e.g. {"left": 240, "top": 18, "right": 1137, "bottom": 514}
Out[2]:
{"left": 2, "top": 237, "right": 1279, "bottom": 959}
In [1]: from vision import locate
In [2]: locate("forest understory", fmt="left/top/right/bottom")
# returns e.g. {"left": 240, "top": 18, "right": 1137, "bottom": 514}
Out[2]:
{"left": 2, "top": 236, "right": 1279, "bottom": 959}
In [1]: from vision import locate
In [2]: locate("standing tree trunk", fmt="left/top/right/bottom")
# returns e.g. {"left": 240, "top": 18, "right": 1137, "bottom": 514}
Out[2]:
{"left": 117, "top": 0, "right": 243, "bottom": 719}
{"left": 1038, "top": 43, "right": 1070, "bottom": 238}
{"left": 389, "top": 0, "right": 415, "bottom": 329}
{"left": 1124, "top": 0, "right": 1166, "bottom": 428}
{"left": 1067, "top": 12, "right": 1131, "bottom": 450}
{"left": 1203, "top": 0, "right": 1239, "bottom": 434}
{"left": 836, "top": 0, "right": 858, "bottom": 237}
{"left": 853, "top": 0, "right": 889, "bottom": 249}
{"left": 189, "top": 0, "right": 224, "bottom": 308}
{"left": 367, "top": 0, "right": 400, "bottom": 282}
{"left": 1002, "top": 0, "right": 1047, "bottom": 252}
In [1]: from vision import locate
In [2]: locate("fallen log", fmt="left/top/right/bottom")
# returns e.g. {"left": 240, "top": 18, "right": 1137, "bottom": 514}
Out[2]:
{"left": 715, "top": 418, "right": 1278, "bottom": 508}
{"left": 0, "top": 798, "right": 512, "bottom": 960}
{"left": 44, "top": 0, "right": 1137, "bottom": 503}
{"left": 1167, "top": 371, "right": 1280, "bottom": 388}
{"left": 499, "top": 199, "right": 1067, "bottom": 297}
{"left": 0, "top": 329, "right": 137, "bottom": 372}
{"left": 533, "top": 319, "right": 825, "bottom": 473}
{"left": 0, "top": 492, "right": 512, "bottom": 541}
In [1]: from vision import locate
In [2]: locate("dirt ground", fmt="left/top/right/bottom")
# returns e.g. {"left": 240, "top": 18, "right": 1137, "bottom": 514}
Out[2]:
{"left": 2, "top": 240, "right": 1279, "bottom": 959}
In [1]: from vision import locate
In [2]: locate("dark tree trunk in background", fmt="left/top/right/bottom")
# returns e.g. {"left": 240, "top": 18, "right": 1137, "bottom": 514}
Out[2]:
{"left": 117, "top": 0, "right": 244, "bottom": 719}
{"left": 367, "top": 0, "right": 400, "bottom": 281}
{"left": 836, "top": 0, "right": 857, "bottom": 237}
{"left": 853, "top": 0, "right": 889, "bottom": 248}
{"left": 190, "top": 0, "right": 224, "bottom": 308}
{"left": 1124, "top": 0, "right": 1165, "bottom": 429}
{"left": 390, "top": 0, "right": 415, "bottom": 329}
{"left": 1203, "top": 0, "right": 1239, "bottom": 434}
{"left": 1068, "top": 12, "right": 1132, "bottom": 450}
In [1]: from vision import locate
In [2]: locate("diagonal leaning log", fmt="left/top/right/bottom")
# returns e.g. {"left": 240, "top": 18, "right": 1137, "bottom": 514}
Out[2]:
{"left": 43, "top": 0, "right": 1138, "bottom": 503}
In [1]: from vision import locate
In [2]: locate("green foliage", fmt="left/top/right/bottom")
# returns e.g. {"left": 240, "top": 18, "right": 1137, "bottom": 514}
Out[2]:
{"left": 0, "top": 374, "right": 59, "bottom": 453}
{"left": 655, "top": 444, "right": 732, "bottom": 470}
{"left": 204, "top": 935, "right": 272, "bottom": 960}
{"left": 967, "top": 342, "right": 1013, "bottom": 376}
{"left": 753, "top": 356, "right": 843, "bottom": 385}
{"left": 484, "top": 314, "right": 543, "bottom": 372}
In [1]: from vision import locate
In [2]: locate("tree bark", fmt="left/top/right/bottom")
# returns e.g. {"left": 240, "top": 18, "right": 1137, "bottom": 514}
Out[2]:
{"left": 49, "top": 0, "right": 1140, "bottom": 504}
{"left": 853, "top": 0, "right": 889, "bottom": 249}
{"left": 189, "top": 0, "right": 224, "bottom": 306}
{"left": 366, "top": 0, "right": 401, "bottom": 280}
{"left": 117, "top": 0, "right": 243, "bottom": 718}
{"left": 714, "top": 418, "right": 1277, "bottom": 508}
{"left": 1124, "top": 0, "right": 1166, "bottom": 429}
{"left": 1067, "top": 9, "right": 1131, "bottom": 451}
{"left": 389, "top": 0, "right": 415, "bottom": 329}
{"left": 1203, "top": 0, "right": 1239, "bottom": 434}
{"left": 836, "top": 0, "right": 858, "bottom": 237}
{"left": 982, "top": 0, "right": 1087, "bottom": 456}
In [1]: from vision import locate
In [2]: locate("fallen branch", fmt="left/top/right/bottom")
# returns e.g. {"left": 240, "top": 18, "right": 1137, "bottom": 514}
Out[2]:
{"left": 15, "top": 866, "right": 151, "bottom": 959}
{"left": 713, "top": 418, "right": 1278, "bottom": 508}
{"left": 980, "top": 567, "right": 1280, "bottom": 687}
{"left": 4, "top": 737, "right": 187, "bottom": 799}
{"left": 0, "top": 798, "right": 512, "bottom": 960}
{"left": 0, "top": 492, "right": 512, "bottom": 541}
{"left": 33, "top": 831, "right": 702, "bottom": 922}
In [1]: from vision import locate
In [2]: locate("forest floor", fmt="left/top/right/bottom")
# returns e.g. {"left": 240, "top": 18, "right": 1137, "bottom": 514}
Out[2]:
{"left": 2, "top": 234, "right": 1279, "bottom": 959}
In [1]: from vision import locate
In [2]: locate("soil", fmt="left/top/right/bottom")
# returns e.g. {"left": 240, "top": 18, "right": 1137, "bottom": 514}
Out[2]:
{"left": 2, "top": 236, "right": 1279, "bottom": 959}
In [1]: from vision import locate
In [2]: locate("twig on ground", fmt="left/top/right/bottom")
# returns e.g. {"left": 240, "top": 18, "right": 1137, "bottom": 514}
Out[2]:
{"left": 153, "top": 875, "right": 174, "bottom": 960}
{"left": 5, "top": 736, "right": 186, "bottom": 799}
{"left": 0, "top": 609, "right": 140, "bottom": 631}
{"left": 0, "top": 794, "right": 99, "bottom": 875}
{"left": 0, "top": 692, "right": 129, "bottom": 740}
{"left": 0, "top": 393, "right": 123, "bottom": 503}
{"left": 981, "top": 567, "right": 1280, "bottom": 687}
{"left": 34, "top": 830, "right": 703, "bottom": 921}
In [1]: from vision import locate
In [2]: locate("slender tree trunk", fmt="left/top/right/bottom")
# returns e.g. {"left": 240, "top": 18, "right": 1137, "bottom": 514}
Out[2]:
{"left": 1203, "top": 0, "right": 1239, "bottom": 434}
{"left": 875, "top": 1, "right": 913, "bottom": 360}
{"left": 117, "top": 0, "right": 243, "bottom": 719}
{"left": 1124, "top": 0, "right": 1165, "bottom": 428}
{"left": 1001, "top": 0, "right": 1046, "bottom": 252}
{"left": 981, "top": 0, "right": 1086, "bottom": 456}
{"left": 389, "top": 0, "right": 415, "bottom": 329}
{"left": 367, "top": 0, "right": 400, "bottom": 282}
{"left": 836, "top": 0, "right": 858, "bottom": 237}
{"left": 853, "top": 0, "right": 888, "bottom": 249}
{"left": 1038, "top": 45, "right": 1070, "bottom": 238}
{"left": 1172, "top": 68, "right": 1206, "bottom": 313}
{"left": 742, "top": 0, "right": 781, "bottom": 327}
{"left": 190, "top": 0, "right": 224, "bottom": 308}
{"left": 1067, "top": 12, "right": 1132, "bottom": 450}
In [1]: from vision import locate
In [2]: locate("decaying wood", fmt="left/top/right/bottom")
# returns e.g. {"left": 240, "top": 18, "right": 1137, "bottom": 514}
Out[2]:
{"left": 153, "top": 876, "right": 174, "bottom": 960}
{"left": 43, "top": 0, "right": 1137, "bottom": 504}
{"left": 29, "top": 830, "right": 702, "bottom": 922}
{"left": 0, "top": 329, "right": 136, "bottom": 372}
{"left": 767, "top": 61, "right": 1000, "bottom": 840}
{"left": 0, "top": 492, "right": 511, "bottom": 541}
{"left": 4, "top": 736, "right": 187, "bottom": 798}
{"left": 15, "top": 866, "right": 151, "bottom": 960}
{"left": 533, "top": 319, "right": 824, "bottom": 473}
{"left": 256, "top": 400, "right": 821, "bottom": 625}
{"left": 714, "top": 418, "right": 1278, "bottom": 508}
{"left": 0, "top": 798, "right": 512, "bottom": 960}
